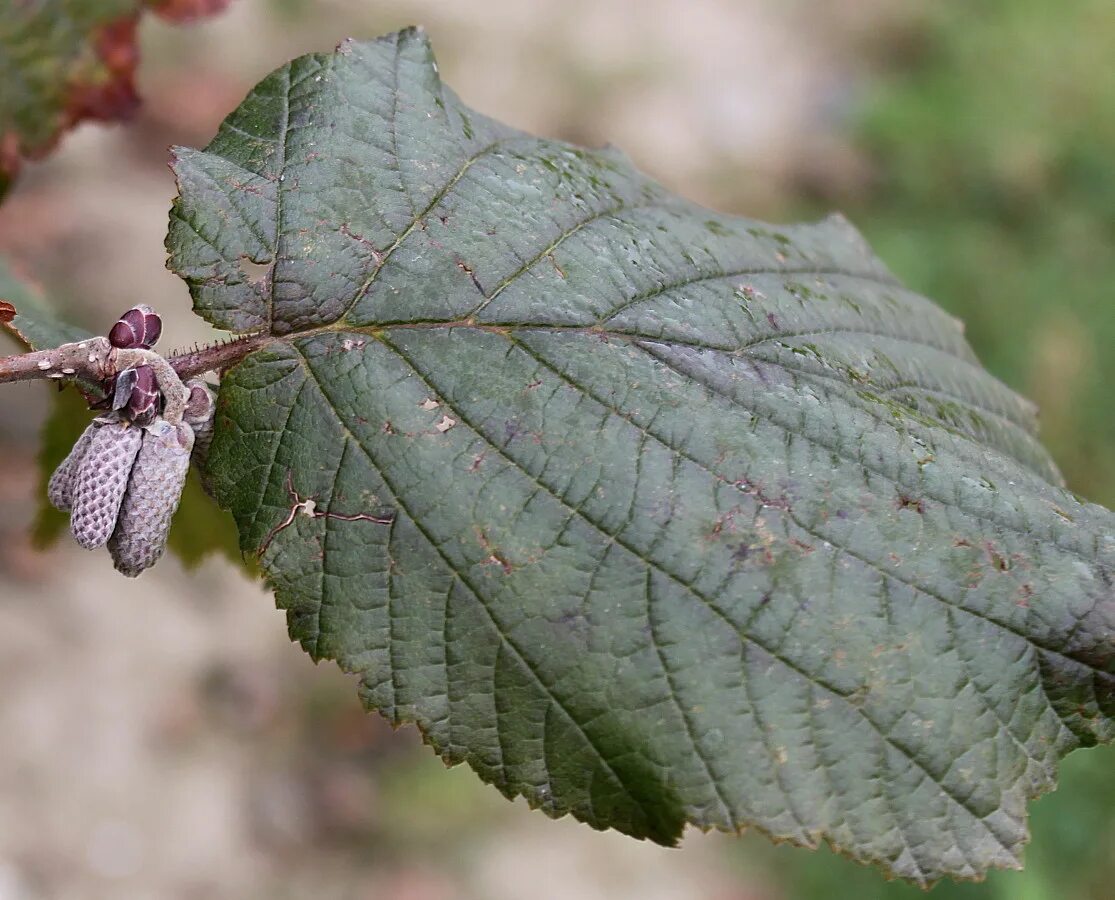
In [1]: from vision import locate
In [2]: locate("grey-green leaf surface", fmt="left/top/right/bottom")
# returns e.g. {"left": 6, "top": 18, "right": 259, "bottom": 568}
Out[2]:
{"left": 166, "top": 29, "right": 1115, "bottom": 886}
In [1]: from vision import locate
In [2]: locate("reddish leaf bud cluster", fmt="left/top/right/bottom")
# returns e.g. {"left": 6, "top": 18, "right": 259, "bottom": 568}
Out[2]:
{"left": 108, "top": 304, "right": 163, "bottom": 350}
{"left": 100, "top": 307, "right": 166, "bottom": 422}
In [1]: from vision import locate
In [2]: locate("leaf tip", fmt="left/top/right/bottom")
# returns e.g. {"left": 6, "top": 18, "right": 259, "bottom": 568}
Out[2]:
{"left": 392, "top": 24, "right": 437, "bottom": 63}
{"left": 166, "top": 144, "right": 189, "bottom": 172}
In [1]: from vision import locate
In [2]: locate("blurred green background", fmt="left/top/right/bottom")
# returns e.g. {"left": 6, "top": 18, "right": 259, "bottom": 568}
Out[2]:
{"left": 0, "top": 1, "right": 1112, "bottom": 898}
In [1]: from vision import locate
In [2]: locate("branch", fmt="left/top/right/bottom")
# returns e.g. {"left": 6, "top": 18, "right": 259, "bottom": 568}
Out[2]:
{"left": 0, "top": 336, "right": 201, "bottom": 423}
{"left": 0, "top": 332, "right": 267, "bottom": 413}
{"left": 0, "top": 337, "right": 114, "bottom": 385}
{"left": 168, "top": 332, "right": 267, "bottom": 380}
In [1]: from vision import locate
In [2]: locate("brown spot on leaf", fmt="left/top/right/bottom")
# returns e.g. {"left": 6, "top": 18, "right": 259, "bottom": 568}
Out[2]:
{"left": 896, "top": 494, "right": 925, "bottom": 514}
{"left": 708, "top": 510, "right": 739, "bottom": 539}
{"left": 0, "top": 301, "right": 14, "bottom": 324}
{"left": 476, "top": 529, "right": 513, "bottom": 574}
{"left": 733, "top": 477, "right": 789, "bottom": 511}
{"left": 986, "top": 544, "right": 1011, "bottom": 572}
{"left": 732, "top": 543, "right": 754, "bottom": 562}
{"left": 456, "top": 260, "right": 484, "bottom": 294}
{"left": 339, "top": 223, "right": 383, "bottom": 264}
{"left": 485, "top": 554, "right": 513, "bottom": 575}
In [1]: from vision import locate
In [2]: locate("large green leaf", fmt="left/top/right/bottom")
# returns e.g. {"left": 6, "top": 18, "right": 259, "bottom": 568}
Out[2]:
{"left": 166, "top": 29, "right": 1115, "bottom": 886}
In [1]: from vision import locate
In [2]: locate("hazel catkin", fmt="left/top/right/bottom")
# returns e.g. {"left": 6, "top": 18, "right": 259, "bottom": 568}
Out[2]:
{"left": 47, "top": 420, "right": 98, "bottom": 513}
{"left": 69, "top": 417, "right": 143, "bottom": 549}
{"left": 107, "top": 419, "right": 194, "bottom": 577}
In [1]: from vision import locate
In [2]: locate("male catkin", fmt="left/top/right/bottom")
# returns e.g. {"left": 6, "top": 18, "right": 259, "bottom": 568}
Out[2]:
{"left": 108, "top": 419, "right": 194, "bottom": 577}
{"left": 70, "top": 418, "right": 143, "bottom": 549}
{"left": 47, "top": 421, "right": 98, "bottom": 512}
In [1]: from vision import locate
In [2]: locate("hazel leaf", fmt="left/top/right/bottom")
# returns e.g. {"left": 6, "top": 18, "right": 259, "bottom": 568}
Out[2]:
{"left": 166, "top": 29, "right": 1115, "bottom": 886}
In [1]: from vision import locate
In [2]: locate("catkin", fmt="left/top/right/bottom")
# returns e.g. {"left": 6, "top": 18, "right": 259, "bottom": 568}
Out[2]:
{"left": 70, "top": 418, "right": 143, "bottom": 549}
{"left": 108, "top": 420, "right": 194, "bottom": 578}
{"left": 47, "top": 421, "right": 98, "bottom": 512}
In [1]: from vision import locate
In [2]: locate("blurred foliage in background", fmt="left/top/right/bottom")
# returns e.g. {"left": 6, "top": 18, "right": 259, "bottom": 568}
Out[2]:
{"left": 755, "top": 2, "right": 1115, "bottom": 897}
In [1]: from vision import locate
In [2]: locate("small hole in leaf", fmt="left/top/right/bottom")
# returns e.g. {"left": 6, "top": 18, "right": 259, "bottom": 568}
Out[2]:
{"left": 238, "top": 256, "right": 272, "bottom": 285}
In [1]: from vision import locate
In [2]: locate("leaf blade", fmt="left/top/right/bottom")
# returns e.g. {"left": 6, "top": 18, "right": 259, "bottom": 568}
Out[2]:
{"left": 171, "top": 29, "right": 1115, "bottom": 886}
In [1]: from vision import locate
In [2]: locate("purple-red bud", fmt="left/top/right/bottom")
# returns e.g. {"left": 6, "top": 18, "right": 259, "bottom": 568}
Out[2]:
{"left": 109, "top": 305, "right": 162, "bottom": 349}
{"left": 114, "top": 365, "right": 161, "bottom": 426}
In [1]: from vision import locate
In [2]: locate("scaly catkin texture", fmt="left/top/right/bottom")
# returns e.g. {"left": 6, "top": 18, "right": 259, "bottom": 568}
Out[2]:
{"left": 48, "top": 420, "right": 98, "bottom": 512}
{"left": 108, "top": 420, "right": 193, "bottom": 577}
{"left": 70, "top": 419, "right": 143, "bottom": 549}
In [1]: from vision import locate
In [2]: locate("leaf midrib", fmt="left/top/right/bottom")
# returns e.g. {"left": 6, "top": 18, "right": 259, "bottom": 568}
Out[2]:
{"left": 226, "top": 318, "right": 1101, "bottom": 573}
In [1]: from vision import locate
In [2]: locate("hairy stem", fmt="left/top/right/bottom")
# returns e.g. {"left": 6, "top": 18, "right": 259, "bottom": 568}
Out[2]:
{"left": 167, "top": 333, "right": 267, "bottom": 380}
{"left": 0, "top": 332, "right": 266, "bottom": 413}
